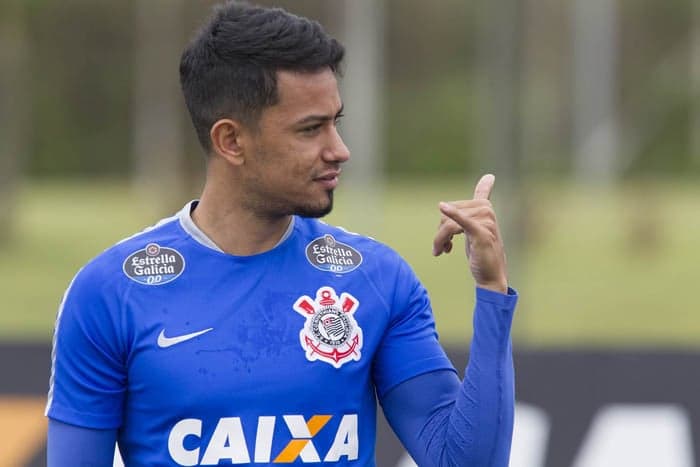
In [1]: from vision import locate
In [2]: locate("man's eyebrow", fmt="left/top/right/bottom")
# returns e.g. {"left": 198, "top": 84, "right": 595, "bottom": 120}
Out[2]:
{"left": 294, "top": 104, "right": 345, "bottom": 126}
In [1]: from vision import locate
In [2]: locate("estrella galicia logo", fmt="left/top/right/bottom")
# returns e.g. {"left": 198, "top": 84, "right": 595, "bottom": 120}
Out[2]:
{"left": 123, "top": 243, "right": 185, "bottom": 285}
{"left": 305, "top": 234, "right": 362, "bottom": 274}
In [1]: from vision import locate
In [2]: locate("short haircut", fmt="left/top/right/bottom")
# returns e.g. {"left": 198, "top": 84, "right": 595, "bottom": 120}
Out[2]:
{"left": 180, "top": 1, "right": 345, "bottom": 152}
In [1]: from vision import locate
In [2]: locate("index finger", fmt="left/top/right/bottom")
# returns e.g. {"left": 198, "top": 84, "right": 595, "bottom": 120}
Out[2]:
{"left": 473, "top": 173, "right": 495, "bottom": 200}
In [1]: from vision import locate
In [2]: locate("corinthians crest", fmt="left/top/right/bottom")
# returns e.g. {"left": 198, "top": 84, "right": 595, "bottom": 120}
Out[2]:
{"left": 293, "top": 286, "right": 363, "bottom": 368}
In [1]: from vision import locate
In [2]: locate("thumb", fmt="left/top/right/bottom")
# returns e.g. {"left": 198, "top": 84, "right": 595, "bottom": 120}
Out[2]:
{"left": 473, "top": 174, "right": 495, "bottom": 200}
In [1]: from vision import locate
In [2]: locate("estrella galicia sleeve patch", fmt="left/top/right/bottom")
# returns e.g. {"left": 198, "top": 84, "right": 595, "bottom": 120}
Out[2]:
{"left": 122, "top": 243, "right": 185, "bottom": 285}
{"left": 305, "top": 234, "right": 363, "bottom": 274}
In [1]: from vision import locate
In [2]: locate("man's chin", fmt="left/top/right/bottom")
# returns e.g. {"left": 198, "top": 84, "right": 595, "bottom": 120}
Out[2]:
{"left": 295, "top": 203, "right": 333, "bottom": 219}
{"left": 295, "top": 193, "right": 334, "bottom": 218}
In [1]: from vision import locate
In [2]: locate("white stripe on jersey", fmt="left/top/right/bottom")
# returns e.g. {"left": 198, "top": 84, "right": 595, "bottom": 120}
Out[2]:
{"left": 45, "top": 270, "right": 82, "bottom": 415}
{"left": 115, "top": 212, "right": 180, "bottom": 246}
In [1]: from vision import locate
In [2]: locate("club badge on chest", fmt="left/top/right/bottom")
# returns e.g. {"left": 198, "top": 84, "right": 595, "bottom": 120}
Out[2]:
{"left": 293, "top": 286, "right": 363, "bottom": 368}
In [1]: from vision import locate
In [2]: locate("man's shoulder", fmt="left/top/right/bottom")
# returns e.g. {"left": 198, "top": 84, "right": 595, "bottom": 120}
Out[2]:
{"left": 298, "top": 217, "right": 394, "bottom": 249}
{"left": 73, "top": 212, "right": 186, "bottom": 290}
{"left": 295, "top": 217, "right": 406, "bottom": 269}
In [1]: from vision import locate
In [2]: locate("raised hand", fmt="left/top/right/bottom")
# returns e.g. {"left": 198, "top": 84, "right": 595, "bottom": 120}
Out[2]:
{"left": 432, "top": 174, "right": 508, "bottom": 293}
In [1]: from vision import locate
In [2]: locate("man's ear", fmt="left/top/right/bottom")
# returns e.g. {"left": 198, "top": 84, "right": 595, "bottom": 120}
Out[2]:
{"left": 210, "top": 118, "right": 246, "bottom": 165}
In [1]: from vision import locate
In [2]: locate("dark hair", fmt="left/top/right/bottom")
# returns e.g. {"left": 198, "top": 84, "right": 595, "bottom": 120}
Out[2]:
{"left": 180, "top": 1, "right": 345, "bottom": 152}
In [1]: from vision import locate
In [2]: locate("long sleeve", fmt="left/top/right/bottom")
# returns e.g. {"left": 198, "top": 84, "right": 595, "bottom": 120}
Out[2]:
{"left": 381, "top": 287, "right": 517, "bottom": 466}
{"left": 47, "top": 419, "right": 117, "bottom": 466}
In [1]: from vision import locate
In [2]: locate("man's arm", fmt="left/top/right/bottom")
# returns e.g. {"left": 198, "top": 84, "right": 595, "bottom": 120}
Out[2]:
{"left": 48, "top": 419, "right": 117, "bottom": 466}
{"left": 381, "top": 287, "right": 516, "bottom": 467}
{"left": 382, "top": 174, "right": 516, "bottom": 466}
{"left": 45, "top": 263, "right": 127, "bottom": 465}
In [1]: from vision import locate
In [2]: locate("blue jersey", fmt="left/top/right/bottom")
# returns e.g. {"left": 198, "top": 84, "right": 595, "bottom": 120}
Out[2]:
{"left": 46, "top": 202, "right": 456, "bottom": 466}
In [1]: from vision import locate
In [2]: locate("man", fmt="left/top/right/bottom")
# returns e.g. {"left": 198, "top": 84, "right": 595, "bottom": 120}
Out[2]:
{"left": 46, "top": 2, "right": 517, "bottom": 466}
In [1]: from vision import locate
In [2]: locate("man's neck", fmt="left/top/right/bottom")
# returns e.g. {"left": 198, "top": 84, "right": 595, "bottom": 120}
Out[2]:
{"left": 191, "top": 188, "right": 292, "bottom": 256}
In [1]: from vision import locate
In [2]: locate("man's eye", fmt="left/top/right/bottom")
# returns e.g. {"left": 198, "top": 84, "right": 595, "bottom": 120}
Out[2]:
{"left": 334, "top": 114, "right": 344, "bottom": 126}
{"left": 301, "top": 124, "right": 321, "bottom": 134}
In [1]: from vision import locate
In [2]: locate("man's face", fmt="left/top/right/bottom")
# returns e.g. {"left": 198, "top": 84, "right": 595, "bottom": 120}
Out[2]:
{"left": 239, "top": 69, "right": 350, "bottom": 219}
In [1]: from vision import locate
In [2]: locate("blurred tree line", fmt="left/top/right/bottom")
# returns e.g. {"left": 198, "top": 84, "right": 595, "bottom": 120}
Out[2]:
{"left": 1, "top": 0, "right": 698, "bottom": 181}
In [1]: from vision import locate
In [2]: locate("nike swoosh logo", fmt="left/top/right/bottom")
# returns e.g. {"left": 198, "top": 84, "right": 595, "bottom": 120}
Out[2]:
{"left": 157, "top": 328, "right": 214, "bottom": 348}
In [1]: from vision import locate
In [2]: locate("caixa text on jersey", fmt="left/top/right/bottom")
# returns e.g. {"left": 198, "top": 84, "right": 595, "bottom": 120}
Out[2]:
{"left": 168, "top": 414, "right": 358, "bottom": 465}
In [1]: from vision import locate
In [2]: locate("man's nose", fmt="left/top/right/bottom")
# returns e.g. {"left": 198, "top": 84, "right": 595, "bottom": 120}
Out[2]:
{"left": 323, "top": 128, "right": 350, "bottom": 163}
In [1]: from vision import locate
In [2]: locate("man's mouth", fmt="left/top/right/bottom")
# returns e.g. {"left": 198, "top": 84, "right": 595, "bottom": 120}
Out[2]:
{"left": 313, "top": 170, "right": 341, "bottom": 189}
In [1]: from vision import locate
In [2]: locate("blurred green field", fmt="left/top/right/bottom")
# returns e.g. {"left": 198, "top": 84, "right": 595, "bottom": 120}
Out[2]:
{"left": 1, "top": 178, "right": 698, "bottom": 347}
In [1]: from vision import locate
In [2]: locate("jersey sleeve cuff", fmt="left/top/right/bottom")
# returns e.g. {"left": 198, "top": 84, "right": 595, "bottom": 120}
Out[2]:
{"left": 475, "top": 286, "right": 518, "bottom": 308}
{"left": 46, "top": 404, "right": 122, "bottom": 430}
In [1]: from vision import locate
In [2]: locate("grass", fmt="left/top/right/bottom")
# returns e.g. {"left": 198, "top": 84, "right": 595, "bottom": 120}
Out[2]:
{"left": 0, "top": 181, "right": 156, "bottom": 341}
{"left": 1, "top": 177, "right": 699, "bottom": 348}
